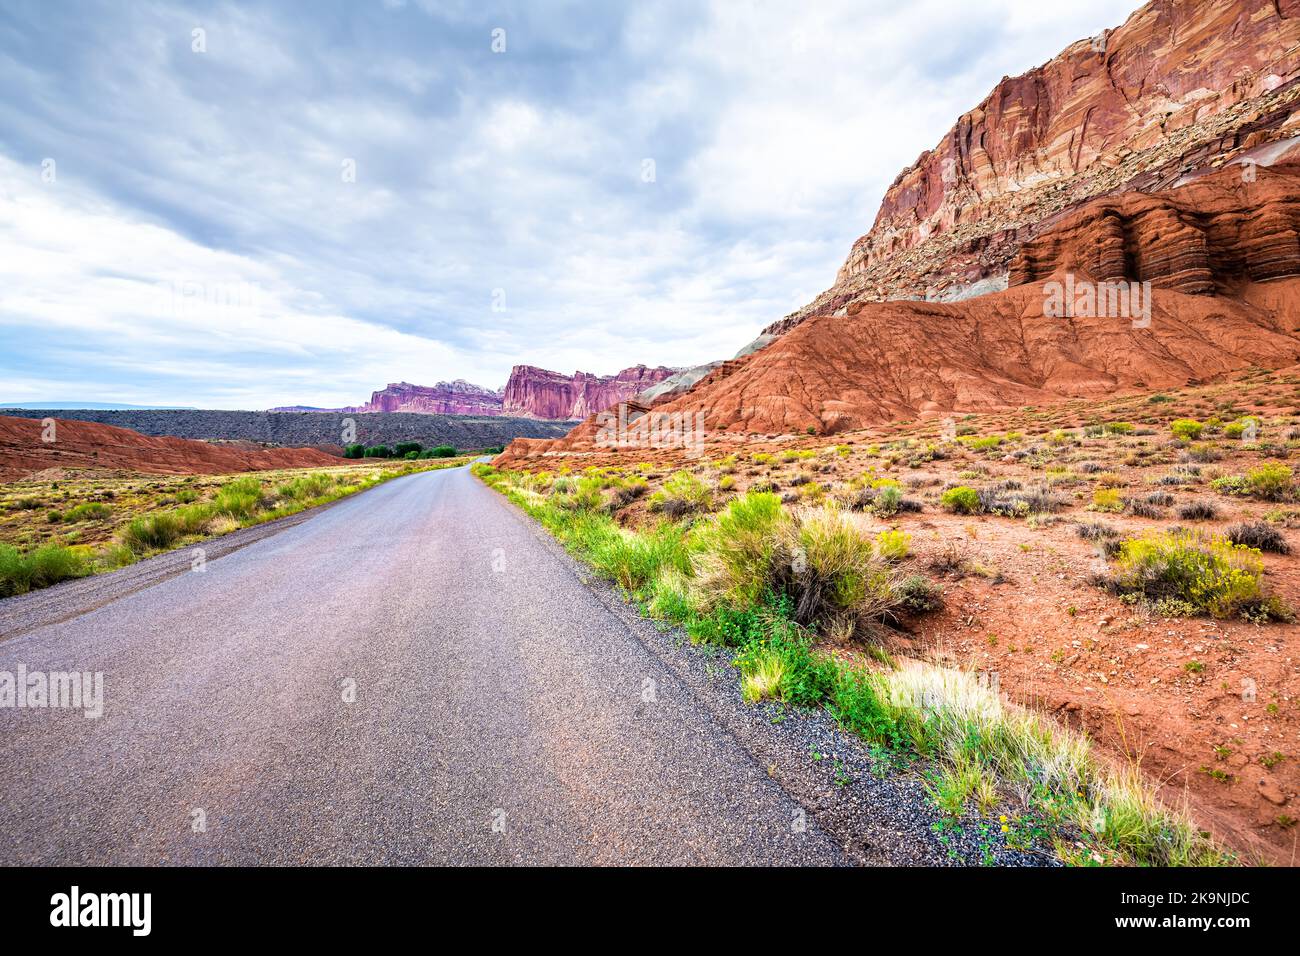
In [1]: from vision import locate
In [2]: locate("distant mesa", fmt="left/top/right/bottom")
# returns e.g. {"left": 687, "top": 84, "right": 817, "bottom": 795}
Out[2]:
{"left": 271, "top": 364, "right": 677, "bottom": 421}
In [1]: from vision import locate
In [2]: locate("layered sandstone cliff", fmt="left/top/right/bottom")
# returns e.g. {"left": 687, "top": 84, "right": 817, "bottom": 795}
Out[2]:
{"left": 769, "top": 0, "right": 1300, "bottom": 334}
{"left": 500, "top": 364, "right": 677, "bottom": 420}
{"left": 353, "top": 380, "right": 504, "bottom": 417}
{"left": 274, "top": 365, "right": 676, "bottom": 421}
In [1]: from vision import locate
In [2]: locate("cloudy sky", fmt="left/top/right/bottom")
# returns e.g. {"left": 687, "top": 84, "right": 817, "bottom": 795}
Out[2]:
{"left": 0, "top": 0, "right": 1137, "bottom": 409}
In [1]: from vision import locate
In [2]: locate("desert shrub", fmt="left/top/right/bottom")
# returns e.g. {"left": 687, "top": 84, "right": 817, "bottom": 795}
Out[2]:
{"left": 1122, "top": 497, "right": 1164, "bottom": 520}
{"left": 1247, "top": 463, "right": 1293, "bottom": 500}
{"left": 1090, "top": 488, "right": 1124, "bottom": 513}
{"left": 1178, "top": 500, "right": 1219, "bottom": 521}
{"left": 281, "top": 473, "right": 333, "bottom": 501}
{"left": 1105, "top": 530, "right": 1284, "bottom": 620}
{"left": 1076, "top": 520, "right": 1118, "bottom": 541}
{"left": 959, "top": 435, "right": 1002, "bottom": 452}
{"left": 648, "top": 470, "right": 713, "bottom": 517}
{"left": 119, "top": 512, "right": 183, "bottom": 552}
{"left": 979, "top": 482, "right": 1065, "bottom": 517}
{"left": 1181, "top": 443, "right": 1221, "bottom": 463}
{"left": 1224, "top": 522, "right": 1290, "bottom": 554}
{"left": 941, "top": 486, "right": 980, "bottom": 514}
{"left": 873, "top": 484, "right": 902, "bottom": 516}
{"left": 775, "top": 506, "right": 899, "bottom": 632}
{"left": 896, "top": 574, "right": 944, "bottom": 613}
{"left": 1104, "top": 422, "right": 1135, "bottom": 435}
{"left": 64, "top": 502, "right": 111, "bottom": 522}
{"left": 1170, "top": 419, "right": 1203, "bottom": 441}
{"left": 1223, "top": 417, "right": 1260, "bottom": 440}
{"left": 552, "top": 475, "right": 604, "bottom": 512}
{"left": 0, "top": 543, "right": 88, "bottom": 597}
{"left": 393, "top": 442, "right": 423, "bottom": 458}
{"left": 175, "top": 503, "right": 216, "bottom": 535}
{"left": 875, "top": 529, "right": 911, "bottom": 561}
{"left": 734, "top": 624, "right": 837, "bottom": 708}
{"left": 430, "top": 445, "right": 457, "bottom": 458}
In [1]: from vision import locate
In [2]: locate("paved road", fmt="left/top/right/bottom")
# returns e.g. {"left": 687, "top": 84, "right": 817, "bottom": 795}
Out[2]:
{"left": 0, "top": 465, "right": 843, "bottom": 865}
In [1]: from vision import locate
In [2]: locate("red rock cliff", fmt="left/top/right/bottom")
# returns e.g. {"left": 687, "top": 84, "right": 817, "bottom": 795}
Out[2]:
{"left": 500, "top": 365, "right": 677, "bottom": 419}
{"left": 769, "top": 0, "right": 1300, "bottom": 333}
{"left": 353, "top": 380, "right": 504, "bottom": 416}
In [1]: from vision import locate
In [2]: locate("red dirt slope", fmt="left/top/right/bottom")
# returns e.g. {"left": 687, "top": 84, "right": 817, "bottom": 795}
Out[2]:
{"left": 0, "top": 417, "right": 341, "bottom": 482}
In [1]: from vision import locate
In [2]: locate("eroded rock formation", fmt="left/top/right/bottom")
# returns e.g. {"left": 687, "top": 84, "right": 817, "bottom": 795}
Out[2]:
{"left": 769, "top": 0, "right": 1300, "bottom": 334}
{"left": 352, "top": 380, "right": 504, "bottom": 417}
{"left": 500, "top": 364, "right": 677, "bottom": 420}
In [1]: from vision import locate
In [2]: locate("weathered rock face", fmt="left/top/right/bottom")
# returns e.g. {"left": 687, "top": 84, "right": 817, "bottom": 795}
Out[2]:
{"left": 273, "top": 366, "right": 677, "bottom": 421}
{"left": 1009, "top": 163, "right": 1300, "bottom": 291}
{"left": 352, "top": 380, "right": 505, "bottom": 416}
{"left": 770, "top": 0, "right": 1300, "bottom": 334}
{"left": 501, "top": 364, "right": 677, "bottom": 420}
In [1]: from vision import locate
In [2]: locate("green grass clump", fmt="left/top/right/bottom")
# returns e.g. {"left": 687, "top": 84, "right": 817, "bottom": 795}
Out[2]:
{"left": 690, "top": 492, "right": 787, "bottom": 611}
{"left": 63, "top": 502, "right": 111, "bottom": 522}
{"left": 1090, "top": 488, "right": 1124, "bottom": 513}
{"left": 0, "top": 543, "right": 89, "bottom": 597}
{"left": 213, "top": 477, "right": 264, "bottom": 518}
{"left": 119, "top": 512, "right": 184, "bottom": 552}
{"left": 589, "top": 521, "right": 691, "bottom": 597}
{"left": 941, "top": 486, "right": 980, "bottom": 514}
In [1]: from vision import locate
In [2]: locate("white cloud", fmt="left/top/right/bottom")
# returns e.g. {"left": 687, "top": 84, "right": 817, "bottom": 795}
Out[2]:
{"left": 0, "top": 0, "right": 1141, "bottom": 407}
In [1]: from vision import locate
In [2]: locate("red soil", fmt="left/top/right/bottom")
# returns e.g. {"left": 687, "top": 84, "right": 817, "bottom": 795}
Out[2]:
{"left": 0, "top": 417, "right": 341, "bottom": 482}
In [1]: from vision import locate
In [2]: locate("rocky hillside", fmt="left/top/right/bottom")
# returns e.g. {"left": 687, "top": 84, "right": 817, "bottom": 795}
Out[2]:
{"left": 0, "top": 408, "right": 573, "bottom": 455}
{"left": 769, "top": 0, "right": 1300, "bottom": 334}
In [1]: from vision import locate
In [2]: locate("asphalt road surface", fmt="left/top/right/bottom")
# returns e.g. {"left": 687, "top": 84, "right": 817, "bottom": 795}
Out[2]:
{"left": 0, "top": 465, "right": 844, "bottom": 865}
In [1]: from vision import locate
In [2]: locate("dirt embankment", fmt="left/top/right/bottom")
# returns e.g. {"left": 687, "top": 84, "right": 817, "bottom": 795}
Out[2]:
{"left": 0, "top": 416, "right": 343, "bottom": 481}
